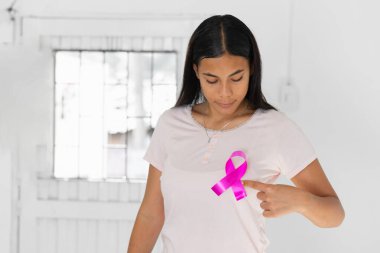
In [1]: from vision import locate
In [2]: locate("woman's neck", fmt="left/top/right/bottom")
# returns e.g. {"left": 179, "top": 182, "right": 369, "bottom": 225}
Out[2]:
{"left": 203, "top": 100, "right": 253, "bottom": 126}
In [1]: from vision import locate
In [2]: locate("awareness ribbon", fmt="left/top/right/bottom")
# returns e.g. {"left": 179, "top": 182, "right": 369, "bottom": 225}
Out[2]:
{"left": 211, "top": 150, "right": 248, "bottom": 201}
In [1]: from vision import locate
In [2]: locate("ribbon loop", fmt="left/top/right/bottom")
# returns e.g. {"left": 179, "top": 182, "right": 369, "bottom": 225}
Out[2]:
{"left": 211, "top": 150, "right": 248, "bottom": 201}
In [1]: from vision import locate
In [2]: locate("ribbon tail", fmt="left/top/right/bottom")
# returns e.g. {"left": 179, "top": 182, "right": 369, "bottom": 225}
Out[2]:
{"left": 211, "top": 182, "right": 226, "bottom": 196}
{"left": 232, "top": 181, "right": 247, "bottom": 201}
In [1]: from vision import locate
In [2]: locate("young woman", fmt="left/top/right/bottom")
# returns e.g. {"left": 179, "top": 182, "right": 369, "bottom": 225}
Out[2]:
{"left": 128, "top": 14, "right": 345, "bottom": 253}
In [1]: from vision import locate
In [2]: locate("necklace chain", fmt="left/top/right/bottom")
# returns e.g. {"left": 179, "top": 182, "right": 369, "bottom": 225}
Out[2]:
{"left": 202, "top": 102, "right": 248, "bottom": 143}
{"left": 203, "top": 118, "right": 232, "bottom": 143}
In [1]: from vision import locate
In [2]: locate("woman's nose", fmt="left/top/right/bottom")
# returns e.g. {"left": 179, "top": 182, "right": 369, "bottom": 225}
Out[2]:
{"left": 218, "top": 82, "right": 233, "bottom": 97}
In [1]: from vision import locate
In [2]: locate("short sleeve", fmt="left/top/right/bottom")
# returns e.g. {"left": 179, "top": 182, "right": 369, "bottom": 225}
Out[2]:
{"left": 142, "top": 112, "right": 168, "bottom": 172}
{"left": 276, "top": 118, "right": 318, "bottom": 179}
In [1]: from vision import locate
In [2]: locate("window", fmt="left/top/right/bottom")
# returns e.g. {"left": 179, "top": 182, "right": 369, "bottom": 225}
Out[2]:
{"left": 54, "top": 50, "right": 177, "bottom": 180}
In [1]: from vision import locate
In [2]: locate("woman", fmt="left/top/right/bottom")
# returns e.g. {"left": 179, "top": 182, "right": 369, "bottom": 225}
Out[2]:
{"left": 128, "top": 14, "right": 345, "bottom": 253}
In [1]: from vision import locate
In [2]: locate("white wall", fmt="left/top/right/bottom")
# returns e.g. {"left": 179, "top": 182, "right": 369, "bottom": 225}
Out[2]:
{"left": 0, "top": 148, "right": 12, "bottom": 253}
{"left": 267, "top": 1, "right": 380, "bottom": 252}
{"left": 0, "top": 0, "right": 379, "bottom": 252}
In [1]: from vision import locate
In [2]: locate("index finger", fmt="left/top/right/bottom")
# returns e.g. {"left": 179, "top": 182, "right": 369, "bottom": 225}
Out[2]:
{"left": 242, "top": 180, "right": 269, "bottom": 192}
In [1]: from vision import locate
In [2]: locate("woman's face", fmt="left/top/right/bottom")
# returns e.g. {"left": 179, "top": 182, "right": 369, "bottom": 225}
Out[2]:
{"left": 193, "top": 52, "right": 250, "bottom": 115}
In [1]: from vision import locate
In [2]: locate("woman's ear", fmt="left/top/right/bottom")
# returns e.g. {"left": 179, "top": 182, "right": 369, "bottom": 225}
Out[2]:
{"left": 193, "top": 64, "right": 199, "bottom": 79}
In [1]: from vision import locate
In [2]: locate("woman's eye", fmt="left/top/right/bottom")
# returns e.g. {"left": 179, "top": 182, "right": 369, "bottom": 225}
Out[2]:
{"left": 206, "top": 76, "right": 243, "bottom": 84}
{"left": 232, "top": 76, "right": 243, "bottom": 82}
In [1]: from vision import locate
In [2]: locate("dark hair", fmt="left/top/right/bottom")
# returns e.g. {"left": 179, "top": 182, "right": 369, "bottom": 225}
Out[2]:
{"left": 173, "top": 14, "right": 277, "bottom": 111}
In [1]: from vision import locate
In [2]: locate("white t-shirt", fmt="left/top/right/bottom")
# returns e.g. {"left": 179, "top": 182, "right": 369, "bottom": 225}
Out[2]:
{"left": 143, "top": 104, "right": 317, "bottom": 253}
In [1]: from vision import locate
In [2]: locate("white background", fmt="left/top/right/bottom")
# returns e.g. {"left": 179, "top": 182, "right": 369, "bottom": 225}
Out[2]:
{"left": 1, "top": 0, "right": 379, "bottom": 252}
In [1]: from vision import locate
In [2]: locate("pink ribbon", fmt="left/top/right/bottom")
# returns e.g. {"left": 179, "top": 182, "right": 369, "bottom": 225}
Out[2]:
{"left": 211, "top": 150, "right": 248, "bottom": 201}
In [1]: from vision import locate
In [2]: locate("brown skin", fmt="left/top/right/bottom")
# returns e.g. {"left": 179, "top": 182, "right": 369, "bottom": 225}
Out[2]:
{"left": 194, "top": 52, "right": 345, "bottom": 228}
{"left": 242, "top": 159, "right": 345, "bottom": 228}
{"left": 127, "top": 165, "right": 164, "bottom": 253}
{"left": 192, "top": 52, "right": 255, "bottom": 129}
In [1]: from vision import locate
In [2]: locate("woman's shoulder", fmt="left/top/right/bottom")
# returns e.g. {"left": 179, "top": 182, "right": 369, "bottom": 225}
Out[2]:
{"left": 258, "top": 108, "right": 288, "bottom": 123}
{"left": 258, "top": 108, "right": 301, "bottom": 132}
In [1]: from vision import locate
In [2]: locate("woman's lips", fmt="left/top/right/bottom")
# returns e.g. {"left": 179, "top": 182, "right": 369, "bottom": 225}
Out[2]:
{"left": 217, "top": 101, "right": 235, "bottom": 108}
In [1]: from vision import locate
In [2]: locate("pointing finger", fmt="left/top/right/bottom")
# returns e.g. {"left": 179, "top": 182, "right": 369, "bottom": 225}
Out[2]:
{"left": 242, "top": 180, "right": 269, "bottom": 192}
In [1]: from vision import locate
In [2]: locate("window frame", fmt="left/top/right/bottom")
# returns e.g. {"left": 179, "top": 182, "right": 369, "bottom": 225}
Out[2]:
{"left": 52, "top": 49, "right": 178, "bottom": 182}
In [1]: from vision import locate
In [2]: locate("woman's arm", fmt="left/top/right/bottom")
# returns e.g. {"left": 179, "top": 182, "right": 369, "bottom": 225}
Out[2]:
{"left": 296, "top": 190, "right": 345, "bottom": 228}
{"left": 242, "top": 159, "right": 345, "bottom": 228}
{"left": 127, "top": 165, "right": 165, "bottom": 253}
{"left": 291, "top": 159, "right": 345, "bottom": 228}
